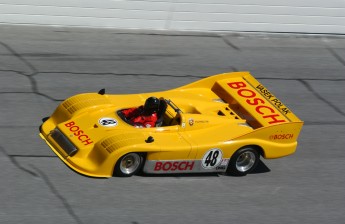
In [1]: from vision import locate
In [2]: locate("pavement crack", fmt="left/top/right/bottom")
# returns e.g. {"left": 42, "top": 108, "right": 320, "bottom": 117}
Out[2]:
{"left": 258, "top": 77, "right": 345, "bottom": 81}
{"left": 9, "top": 155, "right": 57, "bottom": 158}
{"left": 29, "top": 72, "right": 40, "bottom": 92}
{"left": 0, "top": 69, "right": 61, "bottom": 102}
{"left": 35, "top": 89, "right": 64, "bottom": 101}
{"left": 0, "top": 41, "right": 38, "bottom": 74}
{"left": 298, "top": 79, "right": 345, "bottom": 117}
{"left": 304, "top": 121, "right": 345, "bottom": 125}
{"left": 220, "top": 35, "right": 241, "bottom": 51}
{"left": 327, "top": 47, "right": 345, "bottom": 67}
{"left": 0, "top": 69, "right": 28, "bottom": 76}
{"left": 0, "top": 145, "right": 39, "bottom": 177}
{"left": 0, "top": 91, "right": 63, "bottom": 102}
{"left": 32, "top": 166, "right": 84, "bottom": 224}
{"left": 110, "top": 31, "right": 219, "bottom": 38}
{"left": 0, "top": 125, "right": 40, "bottom": 128}
{"left": 0, "top": 91, "right": 32, "bottom": 94}
{"left": 39, "top": 72, "right": 345, "bottom": 81}
{"left": 39, "top": 71, "right": 206, "bottom": 79}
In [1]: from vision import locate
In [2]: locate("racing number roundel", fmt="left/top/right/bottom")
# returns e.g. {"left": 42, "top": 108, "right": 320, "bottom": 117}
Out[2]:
{"left": 99, "top": 118, "right": 118, "bottom": 127}
{"left": 201, "top": 149, "right": 223, "bottom": 169}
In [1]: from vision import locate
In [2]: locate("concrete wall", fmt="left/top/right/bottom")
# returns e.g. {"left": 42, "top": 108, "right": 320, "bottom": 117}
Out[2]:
{"left": 0, "top": 0, "right": 344, "bottom": 34}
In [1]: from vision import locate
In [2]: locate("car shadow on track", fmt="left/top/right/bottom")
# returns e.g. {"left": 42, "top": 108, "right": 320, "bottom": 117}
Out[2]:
{"left": 250, "top": 160, "right": 271, "bottom": 174}
{"left": 62, "top": 159, "right": 270, "bottom": 179}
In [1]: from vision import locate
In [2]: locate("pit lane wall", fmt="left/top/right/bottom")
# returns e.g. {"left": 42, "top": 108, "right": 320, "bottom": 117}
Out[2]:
{"left": 0, "top": 0, "right": 344, "bottom": 34}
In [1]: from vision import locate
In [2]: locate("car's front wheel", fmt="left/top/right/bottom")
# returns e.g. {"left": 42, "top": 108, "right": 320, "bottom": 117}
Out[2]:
{"left": 227, "top": 147, "right": 259, "bottom": 176}
{"left": 114, "top": 153, "right": 145, "bottom": 177}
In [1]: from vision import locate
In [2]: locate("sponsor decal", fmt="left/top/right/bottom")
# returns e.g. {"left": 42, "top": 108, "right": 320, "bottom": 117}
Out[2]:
{"left": 188, "top": 118, "right": 194, "bottom": 126}
{"left": 216, "top": 166, "right": 226, "bottom": 170}
{"left": 227, "top": 81, "right": 287, "bottom": 125}
{"left": 269, "top": 133, "right": 294, "bottom": 140}
{"left": 216, "top": 159, "right": 230, "bottom": 171}
{"left": 256, "top": 84, "right": 291, "bottom": 115}
{"left": 195, "top": 120, "right": 209, "bottom": 123}
{"left": 64, "top": 121, "right": 93, "bottom": 146}
{"left": 99, "top": 117, "right": 118, "bottom": 127}
{"left": 220, "top": 158, "right": 229, "bottom": 166}
{"left": 201, "top": 149, "right": 223, "bottom": 169}
{"left": 144, "top": 159, "right": 230, "bottom": 173}
{"left": 154, "top": 161, "right": 195, "bottom": 171}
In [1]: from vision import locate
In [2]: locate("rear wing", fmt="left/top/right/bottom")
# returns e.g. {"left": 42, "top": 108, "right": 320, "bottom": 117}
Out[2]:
{"left": 213, "top": 72, "right": 301, "bottom": 128}
{"left": 178, "top": 72, "right": 302, "bottom": 129}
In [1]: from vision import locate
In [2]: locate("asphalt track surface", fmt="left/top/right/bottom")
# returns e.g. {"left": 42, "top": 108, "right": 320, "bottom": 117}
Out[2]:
{"left": 1, "top": 25, "right": 344, "bottom": 224}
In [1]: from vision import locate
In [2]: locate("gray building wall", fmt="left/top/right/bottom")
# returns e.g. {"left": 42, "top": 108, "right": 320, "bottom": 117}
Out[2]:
{"left": 0, "top": 0, "right": 344, "bottom": 34}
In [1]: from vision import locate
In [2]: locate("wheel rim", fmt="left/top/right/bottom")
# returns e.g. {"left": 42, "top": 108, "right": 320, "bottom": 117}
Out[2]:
{"left": 235, "top": 151, "right": 256, "bottom": 172}
{"left": 120, "top": 153, "right": 141, "bottom": 175}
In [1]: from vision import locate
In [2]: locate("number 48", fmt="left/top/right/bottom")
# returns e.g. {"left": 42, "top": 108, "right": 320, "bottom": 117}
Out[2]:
{"left": 202, "top": 149, "right": 222, "bottom": 168}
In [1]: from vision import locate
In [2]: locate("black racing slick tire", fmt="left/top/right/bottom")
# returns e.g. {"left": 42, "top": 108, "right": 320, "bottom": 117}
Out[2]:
{"left": 113, "top": 153, "right": 145, "bottom": 177}
{"left": 226, "top": 147, "right": 260, "bottom": 176}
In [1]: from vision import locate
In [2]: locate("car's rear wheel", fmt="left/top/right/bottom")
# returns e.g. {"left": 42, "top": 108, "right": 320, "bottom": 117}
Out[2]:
{"left": 226, "top": 147, "right": 259, "bottom": 176}
{"left": 114, "top": 153, "right": 145, "bottom": 177}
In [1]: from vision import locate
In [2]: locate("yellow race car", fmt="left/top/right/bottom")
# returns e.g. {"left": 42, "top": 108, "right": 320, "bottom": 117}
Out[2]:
{"left": 39, "top": 72, "right": 303, "bottom": 177}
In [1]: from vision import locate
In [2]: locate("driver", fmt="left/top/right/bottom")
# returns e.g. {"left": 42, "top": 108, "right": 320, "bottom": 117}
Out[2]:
{"left": 121, "top": 97, "right": 159, "bottom": 128}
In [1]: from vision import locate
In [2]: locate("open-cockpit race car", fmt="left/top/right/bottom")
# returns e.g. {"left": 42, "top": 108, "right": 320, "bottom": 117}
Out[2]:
{"left": 39, "top": 72, "right": 303, "bottom": 177}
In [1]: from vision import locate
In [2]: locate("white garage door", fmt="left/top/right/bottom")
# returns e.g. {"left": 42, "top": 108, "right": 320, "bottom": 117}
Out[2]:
{"left": 0, "top": 0, "right": 344, "bottom": 34}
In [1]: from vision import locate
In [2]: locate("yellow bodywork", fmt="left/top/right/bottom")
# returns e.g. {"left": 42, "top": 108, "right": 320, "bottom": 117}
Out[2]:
{"left": 39, "top": 72, "right": 303, "bottom": 177}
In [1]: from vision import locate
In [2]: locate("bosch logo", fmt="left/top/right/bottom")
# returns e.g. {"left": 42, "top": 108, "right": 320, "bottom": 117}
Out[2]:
{"left": 154, "top": 161, "right": 195, "bottom": 171}
{"left": 269, "top": 134, "right": 294, "bottom": 140}
{"left": 227, "top": 81, "right": 287, "bottom": 125}
{"left": 64, "top": 121, "right": 93, "bottom": 146}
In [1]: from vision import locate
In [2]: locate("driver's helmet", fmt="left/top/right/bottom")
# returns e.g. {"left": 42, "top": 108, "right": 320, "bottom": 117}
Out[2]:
{"left": 144, "top": 97, "right": 160, "bottom": 114}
